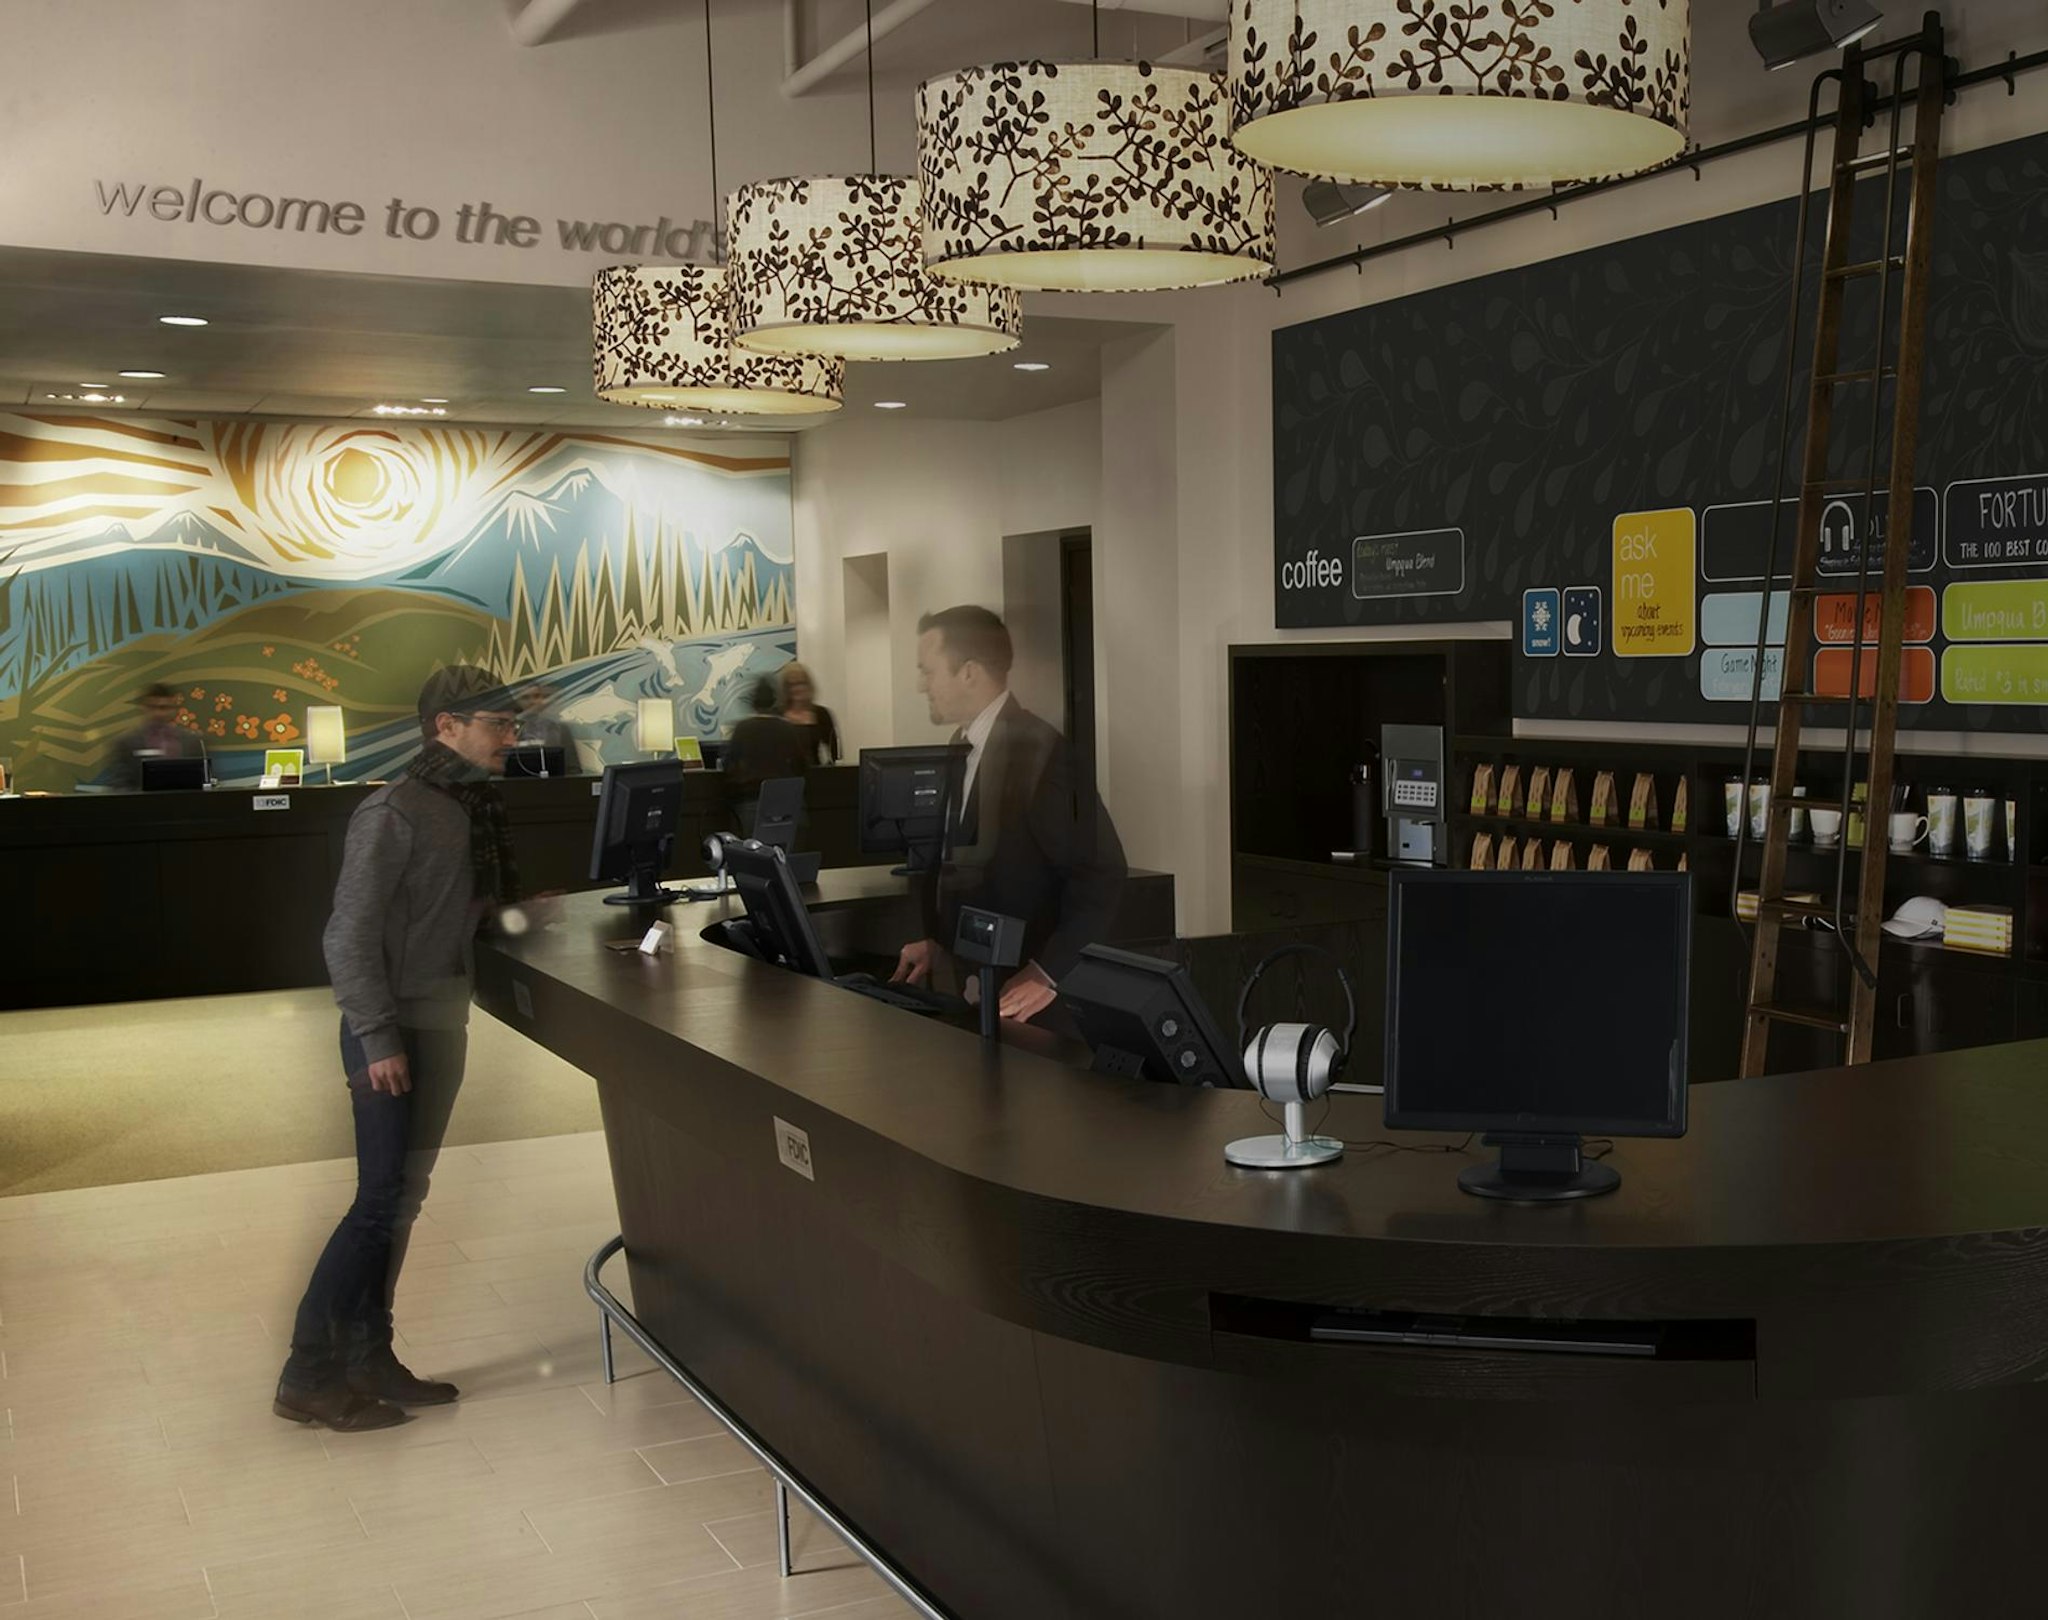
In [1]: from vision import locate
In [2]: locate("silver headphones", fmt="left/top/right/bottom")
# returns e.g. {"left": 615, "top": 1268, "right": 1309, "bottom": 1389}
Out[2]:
{"left": 1235, "top": 943, "right": 1356, "bottom": 1103}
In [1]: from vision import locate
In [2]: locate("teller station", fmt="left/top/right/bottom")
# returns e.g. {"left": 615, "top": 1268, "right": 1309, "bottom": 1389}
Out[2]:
{"left": 471, "top": 771, "right": 2048, "bottom": 1620}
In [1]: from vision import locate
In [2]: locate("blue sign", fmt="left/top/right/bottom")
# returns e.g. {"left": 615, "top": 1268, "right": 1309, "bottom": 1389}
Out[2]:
{"left": 1563, "top": 586, "right": 1604, "bottom": 657}
{"left": 1523, "top": 588, "right": 1561, "bottom": 657}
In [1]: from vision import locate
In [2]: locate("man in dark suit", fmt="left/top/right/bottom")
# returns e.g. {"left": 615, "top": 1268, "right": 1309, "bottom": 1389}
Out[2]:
{"left": 890, "top": 606, "right": 1126, "bottom": 1023}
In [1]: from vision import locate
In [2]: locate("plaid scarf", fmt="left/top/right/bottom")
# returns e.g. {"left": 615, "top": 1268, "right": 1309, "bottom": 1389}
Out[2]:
{"left": 407, "top": 741, "right": 521, "bottom": 906}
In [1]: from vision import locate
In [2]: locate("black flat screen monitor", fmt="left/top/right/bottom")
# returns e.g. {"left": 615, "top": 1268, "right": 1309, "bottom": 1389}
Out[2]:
{"left": 588, "top": 760, "right": 686, "bottom": 906}
{"left": 721, "top": 837, "right": 834, "bottom": 980}
{"left": 1060, "top": 944, "right": 1245, "bottom": 1089}
{"left": 701, "top": 739, "right": 729, "bottom": 771}
{"left": 859, "top": 744, "right": 968, "bottom": 875}
{"left": 1385, "top": 869, "right": 1690, "bottom": 1202}
{"left": 140, "top": 757, "right": 207, "bottom": 792}
{"left": 503, "top": 745, "right": 568, "bottom": 779}
{"left": 751, "top": 776, "right": 803, "bottom": 849}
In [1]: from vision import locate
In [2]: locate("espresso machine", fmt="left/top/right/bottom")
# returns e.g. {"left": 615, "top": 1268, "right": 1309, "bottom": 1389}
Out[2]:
{"left": 1381, "top": 723, "right": 1446, "bottom": 867}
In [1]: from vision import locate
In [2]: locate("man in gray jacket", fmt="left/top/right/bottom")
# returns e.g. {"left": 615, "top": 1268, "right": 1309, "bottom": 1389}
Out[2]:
{"left": 274, "top": 666, "right": 520, "bottom": 1431}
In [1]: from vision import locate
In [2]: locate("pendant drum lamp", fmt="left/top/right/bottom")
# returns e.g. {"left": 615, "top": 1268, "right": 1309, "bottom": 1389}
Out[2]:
{"left": 915, "top": 3, "right": 1275, "bottom": 292}
{"left": 593, "top": 265, "right": 843, "bottom": 415}
{"left": 1227, "top": 0, "right": 1691, "bottom": 191}
{"left": 729, "top": 0, "right": 1021, "bottom": 360}
{"left": 590, "top": 0, "right": 844, "bottom": 417}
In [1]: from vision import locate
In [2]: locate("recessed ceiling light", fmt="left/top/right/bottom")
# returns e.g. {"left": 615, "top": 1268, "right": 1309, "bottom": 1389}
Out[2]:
{"left": 528, "top": 385, "right": 566, "bottom": 394}
{"left": 874, "top": 400, "right": 909, "bottom": 410}
{"left": 1013, "top": 362, "right": 1051, "bottom": 372}
{"left": 46, "top": 392, "right": 127, "bottom": 404}
{"left": 119, "top": 370, "right": 166, "bottom": 380}
{"left": 420, "top": 397, "right": 449, "bottom": 404}
{"left": 77, "top": 382, "right": 109, "bottom": 388}
{"left": 370, "top": 404, "right": 447, "bottom": 417}
{"left": 158, "top": 315, "right": 209, "bottom": 327}
{"left": 664, "top": 415, "right": 706, "bottom": 428}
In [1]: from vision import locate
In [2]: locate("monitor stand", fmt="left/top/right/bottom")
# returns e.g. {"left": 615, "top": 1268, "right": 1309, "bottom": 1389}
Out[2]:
{"left": 890, "top": 834, "right": 944, "bottom": 880}
{"left": 1458, "top": 1134, "right": 1619, "bottom": 1203}
{"left": 604, "top": 850, "right": 684, "bottom": 908}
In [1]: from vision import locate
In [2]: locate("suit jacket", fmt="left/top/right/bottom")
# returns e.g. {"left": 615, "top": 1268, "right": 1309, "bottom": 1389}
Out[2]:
{"left": 919, "top": 695, "right": 1126, "bottom": 982}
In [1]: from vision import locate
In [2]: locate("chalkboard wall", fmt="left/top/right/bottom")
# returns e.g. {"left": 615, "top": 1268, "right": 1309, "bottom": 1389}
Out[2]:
{"left": 1272, "top": 125, "right": 2048, "bottom": 731}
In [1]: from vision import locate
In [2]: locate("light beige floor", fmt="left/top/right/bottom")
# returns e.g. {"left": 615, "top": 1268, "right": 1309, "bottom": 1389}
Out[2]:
{"left": 0, "top": 1130, "right": 914, "bottom": 1620}
{"left": 0, "top": 991, "right": 604, "bottom": 1196}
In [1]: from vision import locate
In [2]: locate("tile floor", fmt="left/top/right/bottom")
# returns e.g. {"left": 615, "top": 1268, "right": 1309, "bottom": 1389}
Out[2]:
{"left": 0, "top": 1131, "right": 915, "bottom": 1620}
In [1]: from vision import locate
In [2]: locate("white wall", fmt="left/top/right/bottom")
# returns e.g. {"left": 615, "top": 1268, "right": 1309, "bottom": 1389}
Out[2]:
{"left": 792, "top": 399, "right": 1099, "bottom": 748}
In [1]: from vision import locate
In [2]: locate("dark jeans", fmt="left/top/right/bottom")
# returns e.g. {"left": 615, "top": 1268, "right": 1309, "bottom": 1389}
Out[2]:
{"left": 282, "top": 1020, "right": 466, "bottom": 1388}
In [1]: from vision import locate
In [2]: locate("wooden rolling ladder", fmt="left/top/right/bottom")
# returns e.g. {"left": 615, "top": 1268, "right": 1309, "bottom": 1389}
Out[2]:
{"left": 1735, "top": 17, "right": 1952, "bottom": 1076}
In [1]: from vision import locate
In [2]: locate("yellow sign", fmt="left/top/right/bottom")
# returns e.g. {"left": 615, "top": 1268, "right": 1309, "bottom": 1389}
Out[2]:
{"left": 1612, "top": 508, "right": 1697, "bottom": 658}
{"left": 1942, "top": 580, "right": 2048, "bottom": 642}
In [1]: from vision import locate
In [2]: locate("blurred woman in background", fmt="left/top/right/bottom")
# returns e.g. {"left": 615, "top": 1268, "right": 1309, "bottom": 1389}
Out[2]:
{"left": 777, "top": 661, "right": 840, "bottom": 765}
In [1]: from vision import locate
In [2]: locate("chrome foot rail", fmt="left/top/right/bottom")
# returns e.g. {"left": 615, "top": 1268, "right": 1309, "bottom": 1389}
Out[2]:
{"left": 584, "top": 1236, "right": 952, "bottom": 1620}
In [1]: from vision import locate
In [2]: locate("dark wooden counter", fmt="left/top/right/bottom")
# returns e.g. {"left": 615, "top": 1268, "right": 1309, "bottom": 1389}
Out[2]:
{"left": 478, "top": 890, "right": 2048, "bottom": 1620}
{"left": 0, "top": 766, "right": 868, "bottom": 1008}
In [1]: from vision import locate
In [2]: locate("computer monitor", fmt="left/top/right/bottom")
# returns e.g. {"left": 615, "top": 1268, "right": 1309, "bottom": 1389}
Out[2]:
{"left": 588, "top": 760, "right": 686, "bottom": 907}
{"left": 1385, "top": 870, "right": 1691, "bottom": 1203}
{"left": 1060, "top": 944, "right": 1245, "bottom": 1089}
{"left": 719, "top": 837, "right": 834, "bottom": 979}
{"left": 140, "top": 756, "right": 207, "bottom": 791}
{"left": 751, "top": 776, "right": 803, "bottom": 849}
{"left": 859, "top": 744, "right": 969, "bottom": 875}
{"left": 503, "top": 745, "right": 568, "bottom": 780}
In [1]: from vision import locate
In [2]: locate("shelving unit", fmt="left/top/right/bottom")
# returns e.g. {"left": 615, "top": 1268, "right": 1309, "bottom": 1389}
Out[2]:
{"left": 1453, "top": 734, "right": 2047, "bottom": 1075}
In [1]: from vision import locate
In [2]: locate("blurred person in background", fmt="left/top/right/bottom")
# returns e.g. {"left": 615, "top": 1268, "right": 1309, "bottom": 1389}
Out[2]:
{"left": 274, "top": 665, "right": 522, "bottom": 1432}
{"left": 724, "top": 676, "right": 810, "bottom": 836}
{"left": 892, "top": 606, "right": 1125, "bottom": 1024}
{"left": 107, "top": 681, "right": 198, "bottom": 789}
{"left": 777, "top": 661, "right": 840, "bottom": 765}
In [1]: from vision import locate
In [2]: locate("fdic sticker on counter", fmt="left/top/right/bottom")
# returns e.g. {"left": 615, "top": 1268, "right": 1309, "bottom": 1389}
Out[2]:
{"left": 1942, "top": 579, "right": 2048, "bottom": 642}
{"left": 1613, "top": 508, "right": 1697, "bottom": 658}
{"left": 1349, "top": 528, "right": 1464, "bottom": 601}
{"left": 1942, "top": 644, "right": 2048, "bottom": 705}
{"left": 1946, "top": 474, "right": 2048, "bottom": 568}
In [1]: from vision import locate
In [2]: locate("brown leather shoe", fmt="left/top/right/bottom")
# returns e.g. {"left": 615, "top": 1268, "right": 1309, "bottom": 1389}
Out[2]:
{"left": 347, "top": 1350, "right": 459, "bottom": 1407}
{"left": 273, "top": 1382, "right": 409, "bottom": 1431}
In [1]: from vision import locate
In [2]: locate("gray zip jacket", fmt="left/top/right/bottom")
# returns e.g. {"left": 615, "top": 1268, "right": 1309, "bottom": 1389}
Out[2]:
{"left": 323, "top": 777, "right": 476, "bottom": 1064}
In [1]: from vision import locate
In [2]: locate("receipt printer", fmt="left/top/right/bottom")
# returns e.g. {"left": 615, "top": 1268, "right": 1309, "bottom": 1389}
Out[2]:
{"left": 1381, "top": 723, "right": 1445, "bottom": 867}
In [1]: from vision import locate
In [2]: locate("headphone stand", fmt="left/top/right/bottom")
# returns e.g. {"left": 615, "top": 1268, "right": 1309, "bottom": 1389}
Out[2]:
{"left": 1224, "top": 1100, "right": 1344, "bottom": 1171}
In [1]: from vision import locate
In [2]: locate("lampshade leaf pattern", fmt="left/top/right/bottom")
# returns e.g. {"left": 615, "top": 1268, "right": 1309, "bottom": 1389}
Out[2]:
{"left": 727, "top": 176, "right": 1020, "bottom": 344}
{"left": 592, "top": 265, "right": 844, "bottom": 408}
{"left": 917, "top": 61, "right": 1276, "bottom": 282}
{"left": 1229, "top": 0, "right": 1689, "bottom": 189}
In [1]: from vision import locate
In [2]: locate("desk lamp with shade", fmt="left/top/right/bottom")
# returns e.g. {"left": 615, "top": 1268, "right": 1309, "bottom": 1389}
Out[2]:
{"left": 636, "top": 698, "right": 675, "bottom": 758}
{"left": 305, "top": 705, "right": 347, "bottom": 785}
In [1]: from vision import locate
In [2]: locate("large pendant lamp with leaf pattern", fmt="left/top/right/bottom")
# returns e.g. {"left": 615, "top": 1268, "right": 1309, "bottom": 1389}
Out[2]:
{"left": 727, "top": 0, "right": 1021, "bottom": 361}
{"left": 591, "top": 0, "right": 843, "bottom": 417}
{"left": 1226, "top": 0, "right": 1690, "bottom": 191}
{"left": 914, "top": 3, "right": 1275, "bottom": 293}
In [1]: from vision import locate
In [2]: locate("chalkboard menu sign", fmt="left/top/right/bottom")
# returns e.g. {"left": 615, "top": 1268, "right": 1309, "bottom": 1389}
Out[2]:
{"left": 1272, "top": 127, "right": 2048, "bottom": 731}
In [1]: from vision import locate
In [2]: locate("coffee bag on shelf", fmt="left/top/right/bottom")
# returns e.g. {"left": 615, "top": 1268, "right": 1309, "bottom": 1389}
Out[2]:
{"left": 1497, "top": 835, "right": 1521, "bottom": 870}
{"left": 1469, "top": 764, "right": 1496, "bottom": 817}
{"left": 1627, "top": 847, "right": 1655, "bottom": 872}
{"left": 1522, "top": 838, "right": 1546, "bottom": 871}
{"left": 1589, "top": 770, "right": 1618, "bottom": 827}
{"left": 1627, "top": 773, "right": 1659, "bottom": 831}
{"left": 1525, "top": 766, "right": 1553, "bottom": 821}
{"left": 1671, "top": 776, "right": 1690, "bottom": 834}
{"left": 1587, "top": 844, "right": 1612, "bottom": 871}
{"left": 1469, "top": 833, "right": 1494, "bottom": 870}
{"left": 1550, "top": 767, "right": 1580, "bottom": 823}
{"left": 1549, "top": 840, "right": 1575, "bottom": 870}
{"left": 1496, "top": 764, "right": 1525, "bottom": 819}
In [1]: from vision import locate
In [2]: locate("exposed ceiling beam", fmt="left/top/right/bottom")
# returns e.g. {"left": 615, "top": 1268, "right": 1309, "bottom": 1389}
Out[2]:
{"left": 783, "top": 0, "right": 941, "bottom": 97}
{"left": 509, "top": 0, "right": 597, "bottom": 47}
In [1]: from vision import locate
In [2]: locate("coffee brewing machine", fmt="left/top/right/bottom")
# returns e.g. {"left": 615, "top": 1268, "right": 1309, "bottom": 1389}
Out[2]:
{"left": 1381, "top": 723, "right": 1446, "bottom": 867}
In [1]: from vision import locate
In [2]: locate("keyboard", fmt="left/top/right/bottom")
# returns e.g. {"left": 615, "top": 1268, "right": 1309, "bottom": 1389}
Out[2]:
{"left": 835, "top": 972, "right": 959, "bottom": 1016}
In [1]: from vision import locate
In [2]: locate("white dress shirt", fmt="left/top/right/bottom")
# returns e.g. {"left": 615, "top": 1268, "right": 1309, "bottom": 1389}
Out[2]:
{"left": 958, "top": 690, "right": 1011, "bottom": 812}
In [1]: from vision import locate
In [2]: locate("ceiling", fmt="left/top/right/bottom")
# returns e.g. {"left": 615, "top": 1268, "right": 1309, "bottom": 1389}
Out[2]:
{"left": 0, "top": 244, "right": 1154, "bottom": 431}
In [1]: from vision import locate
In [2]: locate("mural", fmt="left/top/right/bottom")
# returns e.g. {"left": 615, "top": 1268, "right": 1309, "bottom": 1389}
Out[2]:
{"left": 0, "top": 414, "right": 797, "bottom": 792}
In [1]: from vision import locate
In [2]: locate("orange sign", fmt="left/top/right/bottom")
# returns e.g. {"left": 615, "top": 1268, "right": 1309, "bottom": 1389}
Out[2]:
{"left": 1813, "top": 585, "right": 1937, "bottom": 646}
{"left": 1812, "top": 645, "right": 1936, "bottom": 704}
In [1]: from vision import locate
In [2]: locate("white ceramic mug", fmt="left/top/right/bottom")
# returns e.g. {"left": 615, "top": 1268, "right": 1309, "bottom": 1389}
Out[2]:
{"left": 1809, "top": 807, "right": 1844, "bottom": 847}
{"left": 1927, "top": 792, "right": 1958, "bottom": 857}
{"left": 1889, "top": 812, "right": 1928, "bottom": 852}
{"left": 1965, "top": 795, "right": 1997, "bottom": 860}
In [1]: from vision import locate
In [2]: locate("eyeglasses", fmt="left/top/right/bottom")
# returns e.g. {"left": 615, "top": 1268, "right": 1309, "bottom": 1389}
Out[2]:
{"left": 455, "top": 713, "right": 520, "bottom": 735}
